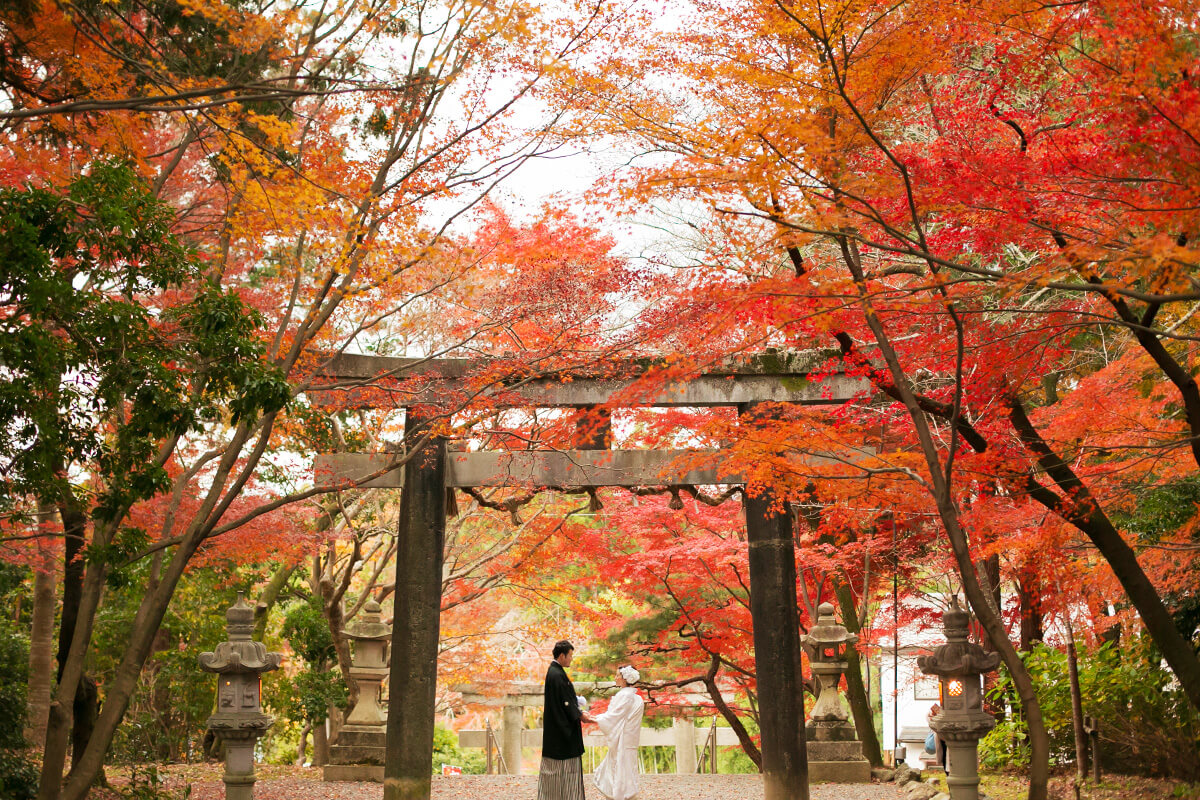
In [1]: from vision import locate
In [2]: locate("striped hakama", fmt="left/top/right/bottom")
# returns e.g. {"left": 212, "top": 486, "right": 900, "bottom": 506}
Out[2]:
{"left": 537, "top": 755, "right": 585, "bottom": 800}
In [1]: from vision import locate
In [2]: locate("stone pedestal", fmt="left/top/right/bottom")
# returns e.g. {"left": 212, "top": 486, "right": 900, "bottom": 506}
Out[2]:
{"left": 324, "top": 726, "right": 387, "bottom": 782}
{"left": 945, "top": 738, "right": 982, "bottom": 799}
{"left": 221, "top": 731, "right": 261, "bottom": 800}
{"left": 806, "top": 721, "right": 872, "bottom": 783}
{"left": 673, "top": 718, "right": 697, "bottom": 774}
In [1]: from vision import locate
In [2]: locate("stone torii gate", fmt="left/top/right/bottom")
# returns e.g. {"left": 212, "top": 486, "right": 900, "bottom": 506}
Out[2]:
{"left": 312, "top": 350, "right": 868, "bottom": 800}
{"left": 454, "top": 681, "right": 722, "bottom": 775}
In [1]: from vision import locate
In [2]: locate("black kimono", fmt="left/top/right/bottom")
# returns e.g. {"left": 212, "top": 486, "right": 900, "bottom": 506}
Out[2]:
{"left": 537, "top": 660, "right": 586, "bottom": 800}
{"left": 541, "top": 661, "right": 585, "bottom": 759}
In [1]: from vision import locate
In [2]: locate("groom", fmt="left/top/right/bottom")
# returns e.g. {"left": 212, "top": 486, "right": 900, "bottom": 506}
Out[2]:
{"left": 538, "top": 640, "right": 593, "bottom": 800}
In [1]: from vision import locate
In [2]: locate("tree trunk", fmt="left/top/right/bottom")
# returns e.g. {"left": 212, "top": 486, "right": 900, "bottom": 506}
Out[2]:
{"left": 38, "top": 543, "right": 108, "bottom": 800}
{"left": 58, "top": 519, "right": 212, "bottom": 800}
{"left": 25, "top": 564, "right": 56, "bottom": 745}
{"left": 296, "top": 722, "right": 312, "bottom": 766}
{"left": 840, "top": 237, "right": 1050, "bottom": 800}
{"left": 312, "top": 720, "right": 329, "bottom": 767}
{"left": 740, "top": 407, "right": 809, "bottom": 800}
{"left": 328, "top": 705, "right": 344, "bottom": 748}
{"left": 1062, "top": 608, "right": 1088, "bottom": 782}
{"left": 976, "top": 555, "right": 1002, "bottom": 650}
{"left": 976, "top": 554, "right": 1005, "bottom": 719}
{"left": 39, "top": 499, "right": 99, "bottom": 800}
{"left": 1018, "top": 576, "right": 1044, "bottom": 652}
{"left": 253, "top": 562, "right": 297, "bottom": 641}
{"left": 72, "top": 677, "right": 101, "bottom": 772}
{"left": 1008, "top": 396, "right": 1200, "bottom": 712}
{"left": 324, "top": 596, "right": 355, "bottom": 708}
{"left": 384, "top": 415, "right": 446, "bottom": 800}
{"left": 25, "top": 503, "right": 58, "bottom": 747}
{"left": 834, "top": 582, "right": 884, "bottom": 767}
{"left": 703, "top": 655, "right": 762, "bottom": 768}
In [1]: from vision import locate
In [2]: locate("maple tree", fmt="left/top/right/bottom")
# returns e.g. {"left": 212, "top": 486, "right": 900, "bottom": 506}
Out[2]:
{"left": 545, "top": 0, "right": 1200, "bottom": 797}
{"left": 561, "top": 445, "right": 973, "bottom": 771}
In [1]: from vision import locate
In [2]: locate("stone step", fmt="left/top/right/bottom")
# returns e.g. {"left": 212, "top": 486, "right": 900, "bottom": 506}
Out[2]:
{"left": 809, "top": 759, "right": 872, "bottom": 783}
{"left": 807, "top": 740, "right": 868, "bottom": 761}
{"left": 327, "top": 743, "right": 386, "bottom": 765}
{"left": 324, "top": 764, "right": 384, "bottom": 782}
{"left": 337, "top": 728, "right": 387, "bottom": 747}
{"left": 806, "top": 723, "right": 858, "bottom": 742}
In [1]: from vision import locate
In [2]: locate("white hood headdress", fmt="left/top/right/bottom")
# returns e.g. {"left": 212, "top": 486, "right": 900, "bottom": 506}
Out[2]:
{"left": 618, "top": 665, "right": 640, "bottom": 684}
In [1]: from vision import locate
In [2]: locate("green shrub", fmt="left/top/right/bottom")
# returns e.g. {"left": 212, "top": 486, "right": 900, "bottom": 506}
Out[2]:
{"left": 979, "top": 716, "right": 1030, "bottom": 770}
{"left": 0, "top": 748, "right": 38, "bottom": 800}
{"left": 96, "top": 565, "right": 231, "bottom": 764}
{"left": 0, "top": 582, "right": 37, "bottom": 800}
{"left": 117, "top": 764, "right": 192, "bottom": 800}
{"left": 718, "top": 745, "right": 759, "bottom": 774}
{"left": 270, "top": 598, "right": 347, "bottom": 730}
{"left": 981, "top": 639, "right": 1200, "bottom": 780}
{"left": 261, "top": 718, "right": 302, "bottom": 765}
{"left": 431, "top": 724, "right": 486, "bottom": 774}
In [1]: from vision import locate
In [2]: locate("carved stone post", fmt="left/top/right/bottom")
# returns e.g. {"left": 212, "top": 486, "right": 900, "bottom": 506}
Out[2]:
{"left": 199, "top": 593, "right": 282, "bottom": 800}
{"left": 741, "top": 399, "right": 809, "bottom": 800}
{"left": 385, "top": 412, "right": 446, "bottom": 800}
{"left": 501, "top": 703, "right": 523, "bottom": 775}
{"left": 919, "top": 599, "right": 1000, "bottom": 800}
{"left": 673, "top": 718, "right": 697, "bottom": 774}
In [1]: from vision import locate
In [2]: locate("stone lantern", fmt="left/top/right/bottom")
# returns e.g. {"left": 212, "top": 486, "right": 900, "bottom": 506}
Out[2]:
{"left": 801, "top": 602, "right": 870, "bottom": 783}
{"left": 199, "top": 593, "right": 282, "bottom": 800}
{"left": 918, "top": 599, "right": 1000, "bottom": 800}
{"left": 325, "top": 599, "right": 391, "bottom": 782}
{"left": 344, "top": 599, "right": 390, "bottom": 727}
{"left": 804, "top": 602, "right": 857, "bottom": 723}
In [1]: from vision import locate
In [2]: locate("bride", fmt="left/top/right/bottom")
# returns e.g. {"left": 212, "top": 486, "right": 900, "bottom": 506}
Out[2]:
{"left": 591, "top": 665, "right": 645, "bottom": 800}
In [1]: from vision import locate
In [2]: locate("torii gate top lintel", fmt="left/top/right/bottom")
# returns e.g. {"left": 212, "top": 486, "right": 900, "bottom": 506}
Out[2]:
{"left": 312, "top": 348, "right": 869, "bottom": 409}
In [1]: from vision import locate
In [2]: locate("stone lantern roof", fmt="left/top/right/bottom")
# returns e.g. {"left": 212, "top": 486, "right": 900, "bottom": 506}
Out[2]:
{"left": 917, "top": 599, "right": 999, "bottom": 678}
{"left": 199, "top": 593, "right": 283, "bottom": 674}
{"left": 804, "top": 602, "right": 858, "bottom": 650}
{"left": 345, "top": 599, "right": 391, "bottom": 641}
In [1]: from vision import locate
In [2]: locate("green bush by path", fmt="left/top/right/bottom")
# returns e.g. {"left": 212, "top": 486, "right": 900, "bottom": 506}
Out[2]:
{"left": 432, "top": 724, "right": 486, "bottom": 774}
{"left": 0, "top": 565, "right": 37, "bottom": 800}
{"left": 981, "top": 639, "right": 1200, "bottom": 780}
{"left": 95, "top": 564, "right": 236, "bottom": 764}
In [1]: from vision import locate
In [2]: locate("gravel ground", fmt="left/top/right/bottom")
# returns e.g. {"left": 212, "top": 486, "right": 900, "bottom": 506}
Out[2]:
{"left": 178, "top": 774, "right": 904, "bottom": 800}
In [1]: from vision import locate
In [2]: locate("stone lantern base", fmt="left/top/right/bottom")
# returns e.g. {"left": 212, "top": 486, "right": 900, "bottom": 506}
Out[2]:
{"left": 806, "top": 721, "right": 871, "bottom": 783}
{"left": 323, "top": 725, "right": 387, "bottom": 782}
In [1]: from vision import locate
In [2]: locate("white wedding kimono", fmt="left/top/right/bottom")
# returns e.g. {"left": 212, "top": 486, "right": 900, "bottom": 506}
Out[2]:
{"left": 592, "top": 687, "right": 645, "bottom": 800}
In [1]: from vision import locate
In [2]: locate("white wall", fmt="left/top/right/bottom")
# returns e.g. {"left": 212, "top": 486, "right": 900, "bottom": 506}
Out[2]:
{"left": 879, "top": 646, "right": 941, "bottom": 768}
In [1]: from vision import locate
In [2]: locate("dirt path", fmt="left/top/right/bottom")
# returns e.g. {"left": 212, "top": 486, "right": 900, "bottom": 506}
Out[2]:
{"left": 178, "top": 774, "right": 904, "bottom": 800}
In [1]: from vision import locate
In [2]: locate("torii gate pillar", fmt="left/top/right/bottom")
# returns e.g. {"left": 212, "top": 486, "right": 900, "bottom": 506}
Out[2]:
{"left": 383, "top": 412, "right": 446, "bottom": 800}
{"left": 742, "top": 407, "right": 810, "bottom": 800}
